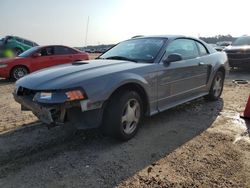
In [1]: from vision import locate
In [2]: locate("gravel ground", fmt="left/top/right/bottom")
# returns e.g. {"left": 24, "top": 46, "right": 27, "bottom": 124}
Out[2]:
{"left": 0, "top": 68, "right": 249, "bottom": 188}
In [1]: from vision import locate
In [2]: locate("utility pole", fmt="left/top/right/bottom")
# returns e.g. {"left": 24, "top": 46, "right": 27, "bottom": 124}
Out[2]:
{"left": 85, "top": 16, "right": 89, "bottom": 47}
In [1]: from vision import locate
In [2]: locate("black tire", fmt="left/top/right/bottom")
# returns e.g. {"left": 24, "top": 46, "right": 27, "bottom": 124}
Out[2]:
{"left": 205, "top": 71, "right": 224, "bottom": 101}
{"left": 102, "top": 90, "right": 143, "bottom": 141}
{"left": 11, "top": 66, "right": 29, "bottom": 80}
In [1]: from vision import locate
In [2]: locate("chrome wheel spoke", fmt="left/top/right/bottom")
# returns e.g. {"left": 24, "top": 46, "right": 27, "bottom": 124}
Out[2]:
{"left": 13, "top": 67, "right": 27, "bottom": 80}
{"left": 121, "top": 99, "right": 141, "bottom": 135}
{"left": 132, "top": 103, "right": 139, "bottom": 113}
{"left": 124, "top": 122, "right": 132, "bottom": 132}
{"left": 122, "top": 114, "right": 128, "bottom": 123}
{"left": 213, "top": 75, "right": 222, "bottom": 97}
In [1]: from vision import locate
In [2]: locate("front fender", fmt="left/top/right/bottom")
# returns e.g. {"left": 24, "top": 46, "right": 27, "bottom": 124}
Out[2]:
{"left": 83, "top": 72, "right": 150, "bottom": 106}
{"left": 106, "top": 72, "right": 149, "bottom": 99}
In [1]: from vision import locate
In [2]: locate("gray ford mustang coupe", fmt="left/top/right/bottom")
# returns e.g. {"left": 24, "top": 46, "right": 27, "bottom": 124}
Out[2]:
{"left": 14, "top": 35, "right": 228, "bottom": 140}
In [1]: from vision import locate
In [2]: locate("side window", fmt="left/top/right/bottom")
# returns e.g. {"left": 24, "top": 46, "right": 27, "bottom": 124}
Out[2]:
{"left": 54, "top": 46, "right": 77, "bottom": 55}
{"left": 39, "top": 47, "right": 54, "bottom": 56}
{"left": 15, "top": 38, "right": 23, "bottom": 43}
{"left": 165, "top": 39, "right": 199, "bottom": 60}
{"left": 24, "top": 40, "right": 33, "bottom": 46}
{"left": 196, "top": 42, "right": 208, "bottom": 56}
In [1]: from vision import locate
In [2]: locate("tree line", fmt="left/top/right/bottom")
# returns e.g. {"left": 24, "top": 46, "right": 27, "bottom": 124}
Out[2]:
{"left": 199, "top": 35, "right": 236, "bottom": 44}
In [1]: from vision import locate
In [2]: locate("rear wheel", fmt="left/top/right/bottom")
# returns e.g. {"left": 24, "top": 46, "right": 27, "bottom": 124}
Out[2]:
{"left": 205, "top": 71, "right": 224, "bottom": 101}
{"left": 11, "top": 66, "right": 29, "bottom": 80}
{"left": 102, "top": 91, "right": 143, "bottom": 141}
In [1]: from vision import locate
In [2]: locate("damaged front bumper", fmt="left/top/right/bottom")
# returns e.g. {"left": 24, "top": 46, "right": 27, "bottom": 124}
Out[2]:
{"left": 13, "top": 93, "right": 67, "bottom": 125}
{"left": 13, "top": 93, "right": 105, "bottom": 129}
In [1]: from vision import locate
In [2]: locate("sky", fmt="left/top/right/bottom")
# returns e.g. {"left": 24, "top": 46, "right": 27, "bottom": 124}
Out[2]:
{"left": 0, "top": 0, "right": 250, "bottom": 46}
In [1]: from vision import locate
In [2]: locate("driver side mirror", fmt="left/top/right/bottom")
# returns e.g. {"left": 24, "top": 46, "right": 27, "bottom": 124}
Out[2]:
{"left": 32, "top": 52, "right": 41, "bottom": 58}
{"left": 163, "top": 53, "right": 182, "bottom": 64}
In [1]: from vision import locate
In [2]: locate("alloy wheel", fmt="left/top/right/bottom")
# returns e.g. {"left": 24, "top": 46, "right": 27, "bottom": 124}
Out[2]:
{"left": 213, "top": 74, "right": 223, "bottom": 97}
{"left": 121, "top": 99, "right": 141, "bottom": 135}
{"left": 13, "top": 67, "right": 28, "bottom": 80}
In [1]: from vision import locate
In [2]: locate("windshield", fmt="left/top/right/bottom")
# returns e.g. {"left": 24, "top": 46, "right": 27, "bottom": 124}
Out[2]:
{"left": 100, "top": 38, "right": 165, "bottom": 63}
{"left": 18, "top": 46, "right": 40, "bottom": 57}
{"left": 232, "top": 36, "right": 250, "bottom": 46}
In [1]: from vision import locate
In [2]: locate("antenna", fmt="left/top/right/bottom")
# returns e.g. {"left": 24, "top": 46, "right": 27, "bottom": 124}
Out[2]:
{"left": 85, "top": 16, "right": 89, "bottom": 47}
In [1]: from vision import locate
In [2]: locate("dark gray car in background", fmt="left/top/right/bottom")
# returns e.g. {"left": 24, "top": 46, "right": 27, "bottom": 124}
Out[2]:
{"left": 224, "top": 35, "right": 250, "bottom": 69}
{"left": 14, "top": 35, "right": 228, "bottom": 140}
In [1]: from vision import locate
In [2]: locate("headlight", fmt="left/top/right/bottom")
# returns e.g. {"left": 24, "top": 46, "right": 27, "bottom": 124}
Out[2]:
{"left": 0, "top": 64, "right": 7, "bottom": 68}
{"left": 40, "top": 92, "right": 52, "bottom": 100}
{"left": 34, "top": 89, "right": 86, "bottom": 103}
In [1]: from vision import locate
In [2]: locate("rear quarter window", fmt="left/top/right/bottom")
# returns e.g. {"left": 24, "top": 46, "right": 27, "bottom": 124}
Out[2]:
{"left": 15, "top": 38, "right": 23, "bottom": 43}
{"left": 196, "top": 42, "right": 209, "bottom": 56}
{"left": 54, "top": 46, "right": 77, "bottom": 55}
{"left": 24, "top": 40, "right": 34, "bottom": 46}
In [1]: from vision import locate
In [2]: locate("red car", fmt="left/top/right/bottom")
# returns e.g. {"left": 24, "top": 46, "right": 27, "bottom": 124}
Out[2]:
{"left": 0, "top": 45, "right": 89, "bottom": 80}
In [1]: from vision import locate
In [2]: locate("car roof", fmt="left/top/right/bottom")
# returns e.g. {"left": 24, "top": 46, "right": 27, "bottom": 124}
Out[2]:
{"left": 130, "top": 35, "right": 186, "bottom": 40}
{"left": 237, "top": 35, "right": 250, "bottom": 38}
{"left": 37, "top": 45, "right": 67, "bottom": 48}
{"left": 128, "top": 35, "right": 215, "bottom": 53}
{"left": 34, "top": 45, "right": 82, "bottom": 52}
{"left": 129, "top": 35, "right": 208, "bottom": 44}
{"left": 7, "top": 35, "right": 37, "bottom": 43}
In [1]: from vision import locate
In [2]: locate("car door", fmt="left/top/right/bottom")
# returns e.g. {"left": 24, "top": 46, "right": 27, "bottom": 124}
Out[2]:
{"left": 53, "top": 46, "right": 75, "bottom": 66}
{"left": 30, "top": 47, "right": 56, "bottom": 71}
{"left": 157, "top": 38, "right": 209, "bottom": 112}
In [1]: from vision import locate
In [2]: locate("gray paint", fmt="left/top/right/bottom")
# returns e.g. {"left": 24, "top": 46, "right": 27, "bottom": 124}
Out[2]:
{"left": 15, "top": 36, "right": 228, "bottom": 119}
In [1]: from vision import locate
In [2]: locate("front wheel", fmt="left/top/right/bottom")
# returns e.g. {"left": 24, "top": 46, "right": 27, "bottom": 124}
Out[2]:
{"left": 102, "top": 91, "right": 143, "bottom": 141}
{"left": 11, "top": 66, "right": 29, "bottom": 80}
{"left": 205, "top": 71, "right": 224, "bottom": 101}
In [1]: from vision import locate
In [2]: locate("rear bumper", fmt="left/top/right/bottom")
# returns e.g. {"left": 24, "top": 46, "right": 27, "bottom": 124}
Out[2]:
{"left": 13, "top": 93, "right": 104, "bottom": 129}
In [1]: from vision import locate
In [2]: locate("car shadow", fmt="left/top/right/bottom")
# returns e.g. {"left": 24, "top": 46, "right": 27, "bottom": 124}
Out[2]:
{"left": 0, "top": 98, "right": 224, "bottom": 187}
{"left": 0, "top": 78, "right": 13, "bottom": 86}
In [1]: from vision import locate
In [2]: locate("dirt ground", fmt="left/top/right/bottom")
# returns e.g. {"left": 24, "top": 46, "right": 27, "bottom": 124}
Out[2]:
{"left": 0, "top": 67, "right": 249, "bottom": 187}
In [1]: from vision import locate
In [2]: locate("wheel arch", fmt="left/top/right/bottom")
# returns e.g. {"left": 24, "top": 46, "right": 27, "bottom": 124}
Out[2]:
{"left": 106, "top": 82, "right": 150, "bottom": 115}
{"left": 10, "top": 65, "right": 30, "bottom": 78}
{"left": 217, "top": 66, "right": 226, "bottom": 77}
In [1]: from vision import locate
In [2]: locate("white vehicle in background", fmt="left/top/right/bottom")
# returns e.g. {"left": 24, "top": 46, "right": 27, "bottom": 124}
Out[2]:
{"left": 217, "top": 41, "right": 232, "bottom": 49}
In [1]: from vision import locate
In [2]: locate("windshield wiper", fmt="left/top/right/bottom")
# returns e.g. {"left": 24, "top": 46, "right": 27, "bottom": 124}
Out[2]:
{"left": 104, "top": 56, "right": 138, "bottom": 62}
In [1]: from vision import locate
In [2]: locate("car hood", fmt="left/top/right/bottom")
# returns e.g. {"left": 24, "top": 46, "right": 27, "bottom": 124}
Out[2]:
{"left": 16, "top": 59, "right": 151, "bottom": 90}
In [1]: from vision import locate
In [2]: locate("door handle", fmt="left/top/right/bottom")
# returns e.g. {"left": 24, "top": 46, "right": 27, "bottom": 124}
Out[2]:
{"left": 199, "top": 62, "right": 205, "bottom": 66}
